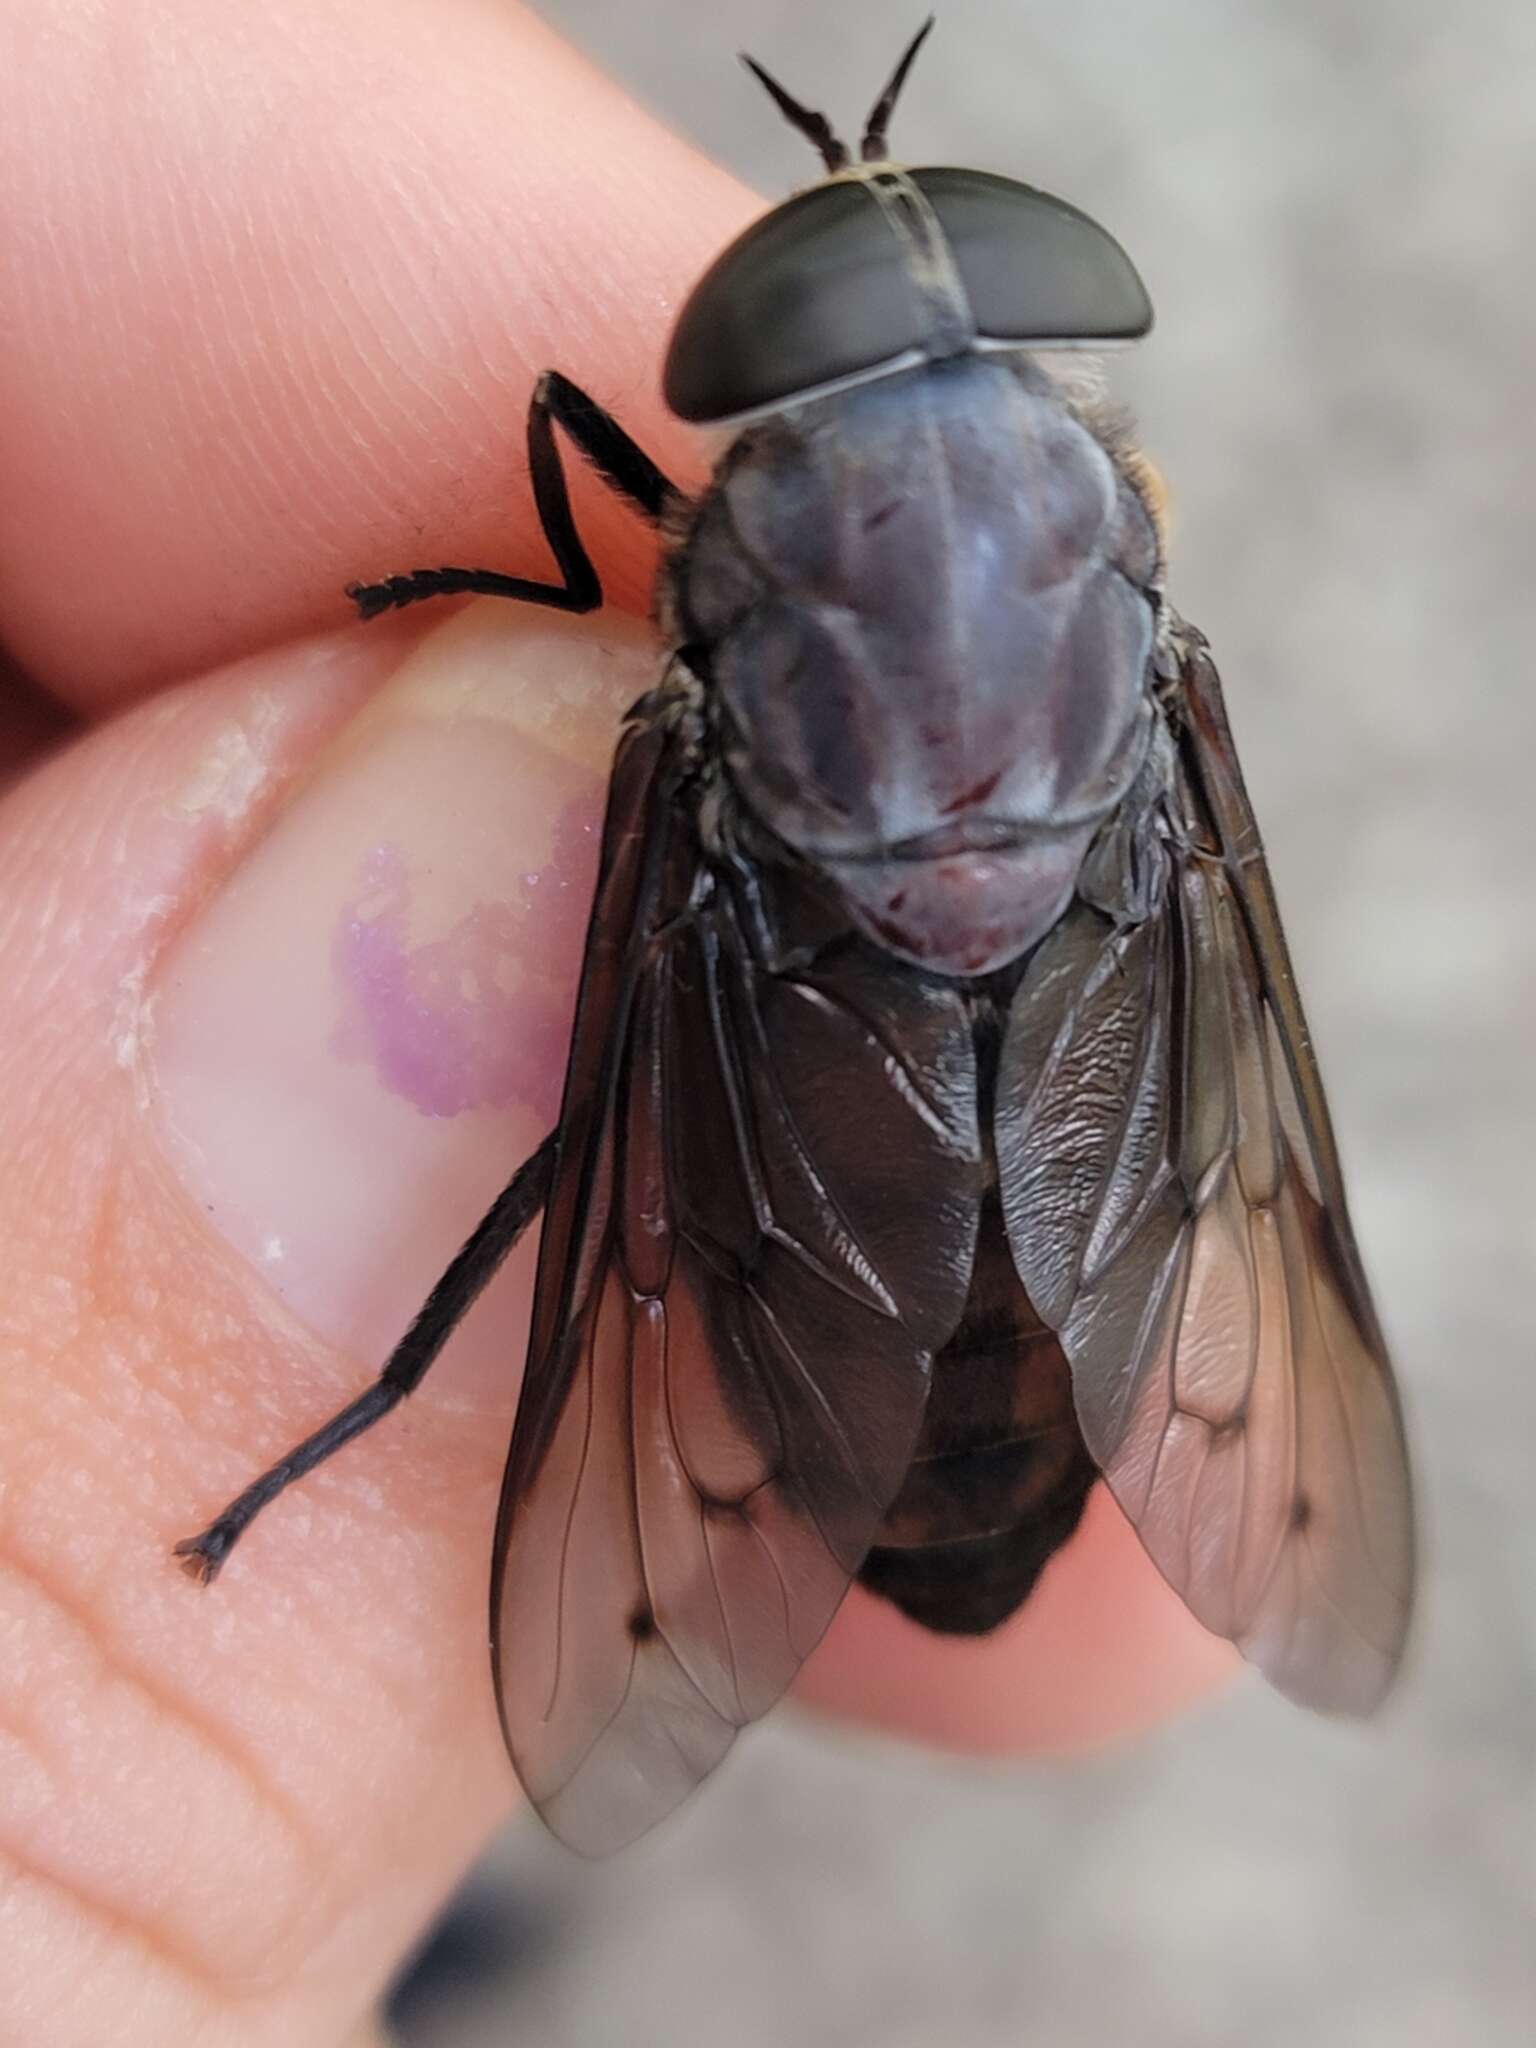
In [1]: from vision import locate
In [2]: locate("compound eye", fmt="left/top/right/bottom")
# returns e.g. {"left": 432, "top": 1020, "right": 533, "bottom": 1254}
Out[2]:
{"left": 662, "top": 168, "right": 1152, "bottom": 426}
{"left": 664, "top": 180, "right": 924, "bottom": 424}
{"left": 915, "top": 168, "right": 1152, "bottom": 352}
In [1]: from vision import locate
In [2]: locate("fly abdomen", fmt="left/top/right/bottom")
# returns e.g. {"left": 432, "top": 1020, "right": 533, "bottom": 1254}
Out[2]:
{"left": 859, "top": 1193, "right": 1097, "bottom": 1635}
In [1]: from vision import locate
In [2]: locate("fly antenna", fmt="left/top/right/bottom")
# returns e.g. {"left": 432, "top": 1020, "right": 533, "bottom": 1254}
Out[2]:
{"left": 860, "top": 16, "right": 937, "bottom": 162}
{"left": 741, "top": 54, "right": 850, "bottom": 173}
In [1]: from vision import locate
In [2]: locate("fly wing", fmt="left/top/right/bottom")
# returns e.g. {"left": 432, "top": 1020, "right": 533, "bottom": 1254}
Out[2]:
{"left": 492, "top": 708, "right": 982, "bottom": 1854}
{"left": 997, "top": 629, "right": 1414, "bottom": 1713}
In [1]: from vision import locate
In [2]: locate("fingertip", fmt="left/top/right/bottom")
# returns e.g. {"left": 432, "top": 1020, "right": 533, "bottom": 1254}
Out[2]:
{"left": 0, "top": 599, "right": 656, "bottom": 2016}
{"left": 1, "top": 0, "right": 757, "bottom": 704}
{"left": 146, "top": 602, "right": 650, "bottom": 1374}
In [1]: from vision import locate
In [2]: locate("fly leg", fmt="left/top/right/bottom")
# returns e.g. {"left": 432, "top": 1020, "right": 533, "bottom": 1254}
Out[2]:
{"left": 175, "top": 1132, "right": 558, "bottom": 1582}
{"left": 347, "top": 371, "right": 681, "bottom": 620}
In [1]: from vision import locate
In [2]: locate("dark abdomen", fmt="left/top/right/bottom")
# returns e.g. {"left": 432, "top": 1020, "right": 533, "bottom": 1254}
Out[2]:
{"left": 859, "top": 1190, "right": 1096, "bottom": 1634}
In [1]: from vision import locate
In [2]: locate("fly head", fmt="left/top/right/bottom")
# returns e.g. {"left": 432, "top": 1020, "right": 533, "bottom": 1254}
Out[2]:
{"left": 661, "top": 30, "right": 1159, "bottom": 976}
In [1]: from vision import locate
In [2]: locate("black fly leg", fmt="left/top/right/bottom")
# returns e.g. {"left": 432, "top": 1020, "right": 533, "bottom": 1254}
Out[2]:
{"left": 178, "top": 383, "right": 672, "bottom": 1576}
{"left": 176, "top": 1133, "right": 558, "bottom": 1581}
{"left": 347, "top": 371, "right": 681, "bottom": 620}
{"left": 177, "top": 380, "right": 670, "bottom": 1580}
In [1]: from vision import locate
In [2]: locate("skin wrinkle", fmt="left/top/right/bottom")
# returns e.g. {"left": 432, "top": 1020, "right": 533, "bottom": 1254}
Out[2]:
{"left": 0, "top": 1838, "right": 236, "bottom": 2025}
{"left": 140, "top": 173, "right": 235, "bottom": 519}
{"left": 3, "top": 1179, "right": 518, "bottom": 2007}
{"left": 0, "top": 1535, "right": 319, "bottom": 1991}
{"left": 216, "top": 198, "right": 329, "bottom": 547}
{"left": 140, "top": 1245, "right": 493, "bottom": 1744}
{"left": 232, "top": 236, "right": 368, "bottom": 550}
{"left": 0, "top": 1653, "right": 58, "bottom": 1813}
{"left": 354, "top": 79, "right": 655, "bottom": 536}
{"left": 338, "top": 176, "right": 482, "bottom": 479}
{"left": 5, "top": 1237, "right": 328, "bottom": 1850}
{"left": 321, "top": 280, "right": 432, "bottom": 522}
{"left": 262, "top": 151, "right": 452, "bottom": 509}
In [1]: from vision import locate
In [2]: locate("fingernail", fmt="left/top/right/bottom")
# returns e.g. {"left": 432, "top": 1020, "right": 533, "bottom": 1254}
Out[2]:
{"left": 152, "top": 602, "right": 654, "bottom": 1384}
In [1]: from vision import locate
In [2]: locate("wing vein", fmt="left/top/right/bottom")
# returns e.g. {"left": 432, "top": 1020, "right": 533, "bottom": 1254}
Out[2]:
{"left": 545, "top": 1313, "right": 603, "bottom": 1727}
{"left": 1293, "top": 1195, "right": 1402, "bottom": 1610}
{"left": 1076, "top": 928, "right": 1169, "bottom": 1291}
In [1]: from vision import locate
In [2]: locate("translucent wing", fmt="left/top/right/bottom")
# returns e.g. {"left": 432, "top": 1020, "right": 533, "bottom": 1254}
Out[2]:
{"left": 997, "top": 629, "right": 1414, "bottom": 1712}
{"left": 492, "top": 704, "right": 983, "bottom": 1854}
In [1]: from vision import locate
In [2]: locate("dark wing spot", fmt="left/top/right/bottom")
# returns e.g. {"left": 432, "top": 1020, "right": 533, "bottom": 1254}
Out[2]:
{"left": 1289, "top": 1493, "right": 1313, "bottom": 1533}
{"left": 628, "top": 1606, "right": 657, "bottom": 1642}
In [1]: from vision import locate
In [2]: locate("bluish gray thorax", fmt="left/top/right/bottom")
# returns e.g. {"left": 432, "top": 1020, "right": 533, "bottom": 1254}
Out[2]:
{"left": 671, "top": 355, "right": 1160, "bottom": 975}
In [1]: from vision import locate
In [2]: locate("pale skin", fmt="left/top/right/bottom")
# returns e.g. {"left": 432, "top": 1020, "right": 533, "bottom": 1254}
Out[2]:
{"left": 0, "top": 3, "right": 1237, "bottom": 2042}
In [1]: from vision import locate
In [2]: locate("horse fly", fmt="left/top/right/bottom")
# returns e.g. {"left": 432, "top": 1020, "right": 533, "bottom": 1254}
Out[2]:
{"left": 179, "top": 21, "right": 1416, "bottom": 1856}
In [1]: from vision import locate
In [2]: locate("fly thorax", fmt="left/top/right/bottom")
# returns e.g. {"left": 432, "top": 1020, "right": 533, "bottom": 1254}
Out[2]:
{"left": 671, "top": 356, "right": 1159, "bottom": 975}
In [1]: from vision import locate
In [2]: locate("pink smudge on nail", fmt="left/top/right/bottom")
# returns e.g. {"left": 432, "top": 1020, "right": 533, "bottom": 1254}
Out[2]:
{"left": 330, "top": 798, "right": 598, "bottom": 1121}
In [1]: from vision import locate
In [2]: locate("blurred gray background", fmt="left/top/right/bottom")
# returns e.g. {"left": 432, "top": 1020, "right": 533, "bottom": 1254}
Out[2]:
{"left": 393, "top": 2, "right": 1535, "bottom": 2041}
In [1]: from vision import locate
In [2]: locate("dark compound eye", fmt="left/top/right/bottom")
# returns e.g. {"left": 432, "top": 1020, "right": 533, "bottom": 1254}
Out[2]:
{"left": 919, "top": 169, "right": 1152, "bottom": 348}
{"left": 663, "top": 166, "right": 1153, "bottom": 425}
